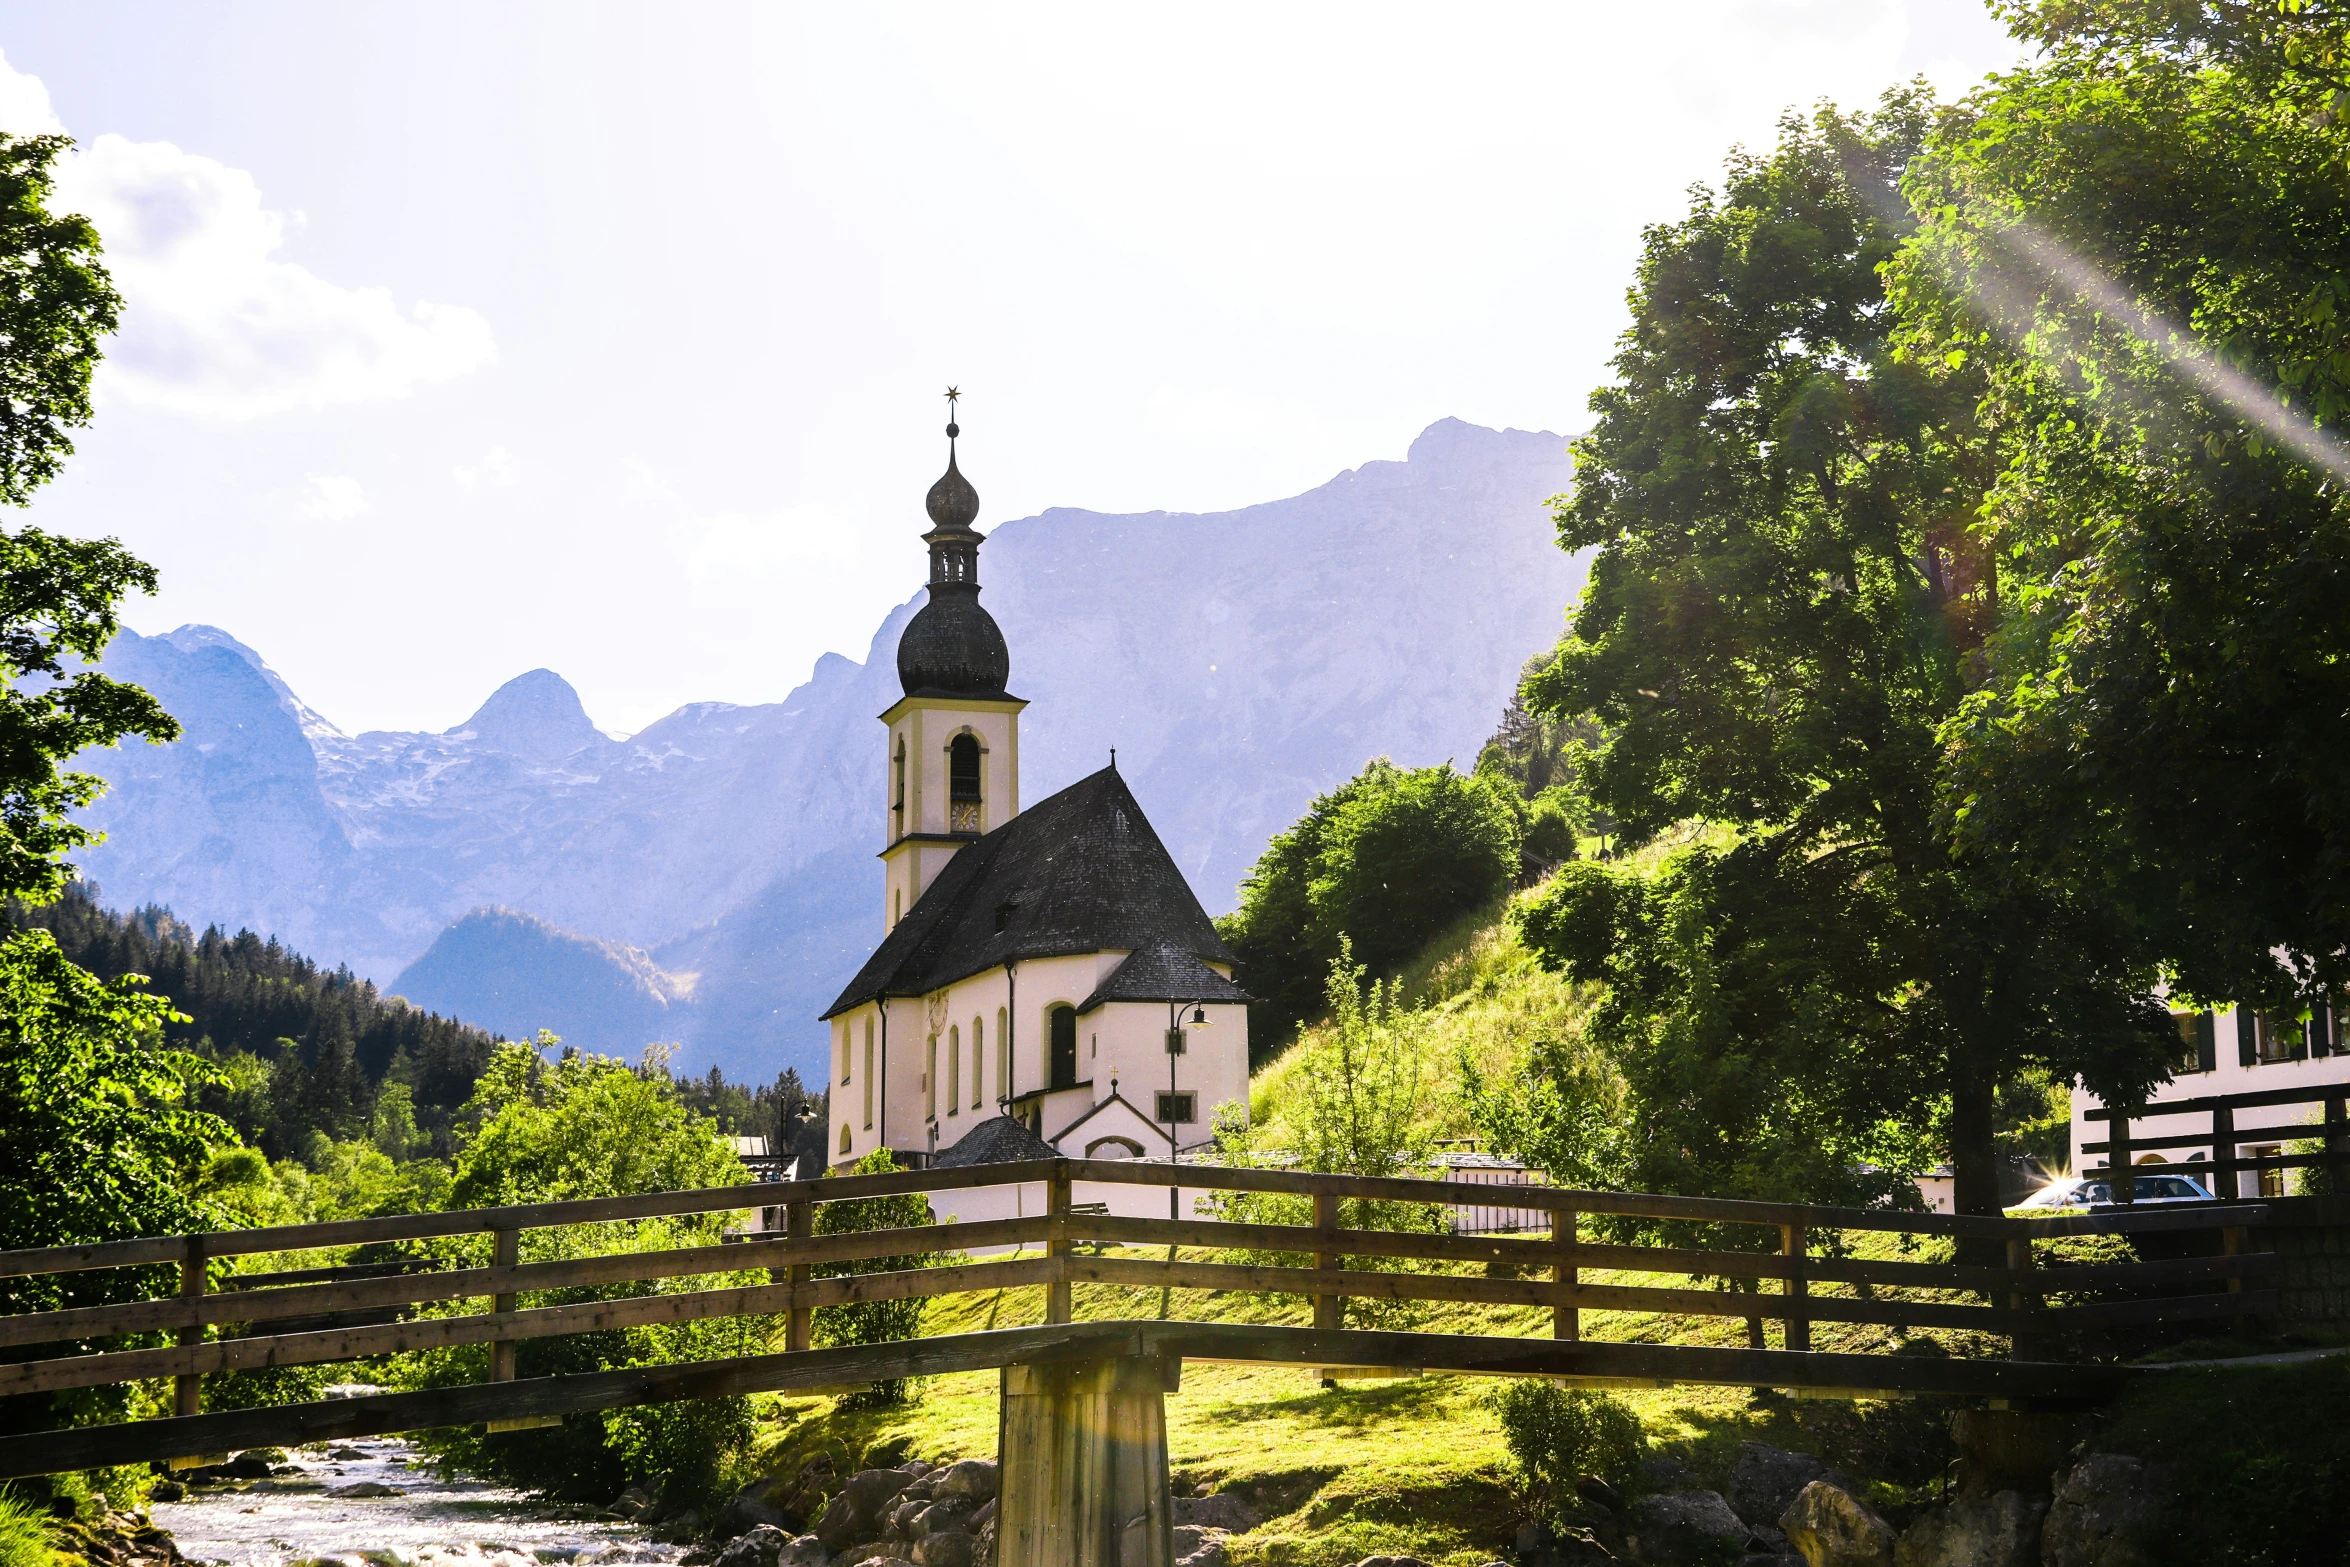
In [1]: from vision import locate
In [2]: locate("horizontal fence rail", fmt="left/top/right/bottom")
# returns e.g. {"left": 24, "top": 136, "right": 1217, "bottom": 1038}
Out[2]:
{"left": 2084, "top": 1082, "right": 2349, "bottom": 1198}
{"left": 0, "top": 1158, "right": 2277, "bottom": 1474}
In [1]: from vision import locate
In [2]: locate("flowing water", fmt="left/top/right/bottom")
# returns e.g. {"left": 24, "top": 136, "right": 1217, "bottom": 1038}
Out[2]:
{"left": 149, "top": 1437, "right": 684, "bottom": 1567}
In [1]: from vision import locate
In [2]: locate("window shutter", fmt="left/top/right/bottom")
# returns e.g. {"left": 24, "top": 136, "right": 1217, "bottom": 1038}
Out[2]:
{"left": 2238, "top": 1007, "right": 2259, "bottom": 1067}
{"left": 2316, "top": 1003, "right": 2334, "bottom": 1060}
{"left": 2196, "top": 1012, "right": 2217, "bottom": 1073}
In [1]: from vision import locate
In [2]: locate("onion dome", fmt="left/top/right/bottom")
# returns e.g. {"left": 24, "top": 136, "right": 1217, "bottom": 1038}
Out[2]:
{"left": 898, "top": 405, "right": 1013, "bottom": 699}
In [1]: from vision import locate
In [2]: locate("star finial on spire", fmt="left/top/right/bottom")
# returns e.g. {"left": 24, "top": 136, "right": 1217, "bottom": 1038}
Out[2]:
{"left": 944, "top": 385, "right": 961, "bottom": 441}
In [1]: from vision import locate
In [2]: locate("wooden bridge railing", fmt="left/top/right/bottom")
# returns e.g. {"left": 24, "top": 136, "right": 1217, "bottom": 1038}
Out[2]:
{"left": 0, "top": 1157, "right": 2276, "bottom": 1414}
{"left": 2083, "top": 1081, "right": 2349, "bottom": 1200}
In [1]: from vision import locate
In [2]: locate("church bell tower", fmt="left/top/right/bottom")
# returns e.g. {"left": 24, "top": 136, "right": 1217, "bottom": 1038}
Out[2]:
{"left": 879, "top": 396, "right": 1025, "bottom": 929}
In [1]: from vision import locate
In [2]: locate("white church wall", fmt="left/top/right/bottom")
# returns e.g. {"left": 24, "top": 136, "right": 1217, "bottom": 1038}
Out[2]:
{"left": 1084, "top": 997, "right": 1249, "bottom": 1152}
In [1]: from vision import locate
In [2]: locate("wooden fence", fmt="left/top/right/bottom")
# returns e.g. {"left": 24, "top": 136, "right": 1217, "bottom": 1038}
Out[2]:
{"left": 0, "top": 1158, "right": 2279, "bottom": 1474}
{"left": 2083, "top": 1082, "right": 2349, "bottom": 1200}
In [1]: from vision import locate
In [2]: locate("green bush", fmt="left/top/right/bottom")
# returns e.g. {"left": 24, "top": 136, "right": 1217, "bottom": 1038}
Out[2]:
{"left": 1489, "top": 1381, "right": 1646, "bottom": 1504}
{"left": 813, "top": 1149, "right": 941, "bottom": 1406}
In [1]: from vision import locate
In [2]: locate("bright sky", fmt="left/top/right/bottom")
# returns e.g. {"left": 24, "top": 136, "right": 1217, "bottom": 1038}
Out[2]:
{"left": 0, "top": 3, "right": 2022, "bottom": 736}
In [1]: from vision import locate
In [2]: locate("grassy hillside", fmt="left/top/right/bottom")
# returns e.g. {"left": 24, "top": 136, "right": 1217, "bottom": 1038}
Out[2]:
{"left": 736, "top": 886, "right": 1971, "bottom": 1567}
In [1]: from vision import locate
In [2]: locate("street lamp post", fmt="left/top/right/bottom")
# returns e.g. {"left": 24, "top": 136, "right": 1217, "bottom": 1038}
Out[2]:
{"left": 1164, "top": 999, "right": 1210, "bottom": 1220}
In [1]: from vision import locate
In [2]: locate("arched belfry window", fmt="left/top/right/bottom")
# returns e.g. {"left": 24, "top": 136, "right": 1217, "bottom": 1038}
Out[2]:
{"left": 1048, "top": 1004, "right": 1079, "bottom": 1092}
{"left": 949, "top": 733, "right": 982, "bottom": 833}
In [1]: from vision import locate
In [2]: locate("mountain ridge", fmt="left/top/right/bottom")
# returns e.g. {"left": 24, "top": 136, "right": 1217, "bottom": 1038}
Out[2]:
{"left": 71, "top": 417, "right": 1586, "bottom": 1080}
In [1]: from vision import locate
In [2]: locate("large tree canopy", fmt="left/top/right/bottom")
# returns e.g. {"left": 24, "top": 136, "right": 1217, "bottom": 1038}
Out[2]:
{"left": 1511, "top": 93, "right": 2175, "bottom": 1216}
{"left": 1896, "top": 1, "right": 2350, "bottom": 1017}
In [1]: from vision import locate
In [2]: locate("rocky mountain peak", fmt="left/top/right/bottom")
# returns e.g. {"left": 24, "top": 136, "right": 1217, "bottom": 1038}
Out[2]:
{"left": 448, "top": 669, "right": 606, "bottom": 760}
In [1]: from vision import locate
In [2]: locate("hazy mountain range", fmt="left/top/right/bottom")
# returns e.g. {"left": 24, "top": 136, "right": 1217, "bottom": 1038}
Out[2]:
{"left": 68, "top": 418, "right": 1586, "bottom": 1082}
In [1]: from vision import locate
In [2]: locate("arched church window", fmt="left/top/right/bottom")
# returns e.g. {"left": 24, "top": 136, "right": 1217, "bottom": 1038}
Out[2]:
{"left": 996, "top": 1007, "right": 1009, "bottom": 1101}
{"left": 947, "top": 1024, "right": 960, "bottom": 1115}
{"left": 839, "top": 1121, "right": 851, "bottom": 1155}
{"left": 1048, "top": 1004, "right": 1078, "bottom": 1092}
{"left": 971, "top": 1016, "right": 985, "bottom": 1108}
{"left": 925, "top": 1035, "right": 937, "bottom": 1120}
{"left": 949, "top": 734, "right": 982, "bottom": 833}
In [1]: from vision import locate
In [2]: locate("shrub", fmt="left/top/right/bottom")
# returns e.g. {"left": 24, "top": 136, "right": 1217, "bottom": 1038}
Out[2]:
{"left": 812, "top": 1148, "right": 942, "bottom": 1406}
{"left": 1489, "top": 1381, "right": 1645, "bottom": 1504}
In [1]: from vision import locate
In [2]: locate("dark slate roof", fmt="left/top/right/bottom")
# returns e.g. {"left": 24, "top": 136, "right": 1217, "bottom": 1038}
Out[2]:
{"left": 1077, "top": 944, "right": 1252, "bottom": 1014}
{"left": 929, "top": 1114, "right": 1057, "bottom": 1169}
{"left": 822, "top": 765, "right": 1236, "bottom": 1018}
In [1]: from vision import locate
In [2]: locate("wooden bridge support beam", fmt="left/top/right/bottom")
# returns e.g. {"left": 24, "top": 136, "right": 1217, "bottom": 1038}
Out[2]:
{"left": 997, "top": 1354, "right": 1178, "bottom": 1567}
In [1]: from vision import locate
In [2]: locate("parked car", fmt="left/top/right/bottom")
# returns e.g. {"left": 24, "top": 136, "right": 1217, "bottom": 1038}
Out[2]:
{"left": 2011, "top": 1171, "right": 2215, "bottom": 1210}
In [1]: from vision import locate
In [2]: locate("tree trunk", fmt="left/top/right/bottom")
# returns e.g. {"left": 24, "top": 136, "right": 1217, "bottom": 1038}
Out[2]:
{"left": 1948, "top": 1042, "right": 2004, "bottom": 1269}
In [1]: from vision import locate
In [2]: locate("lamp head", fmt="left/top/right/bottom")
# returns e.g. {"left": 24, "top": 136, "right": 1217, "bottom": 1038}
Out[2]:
{"left": 1186, "top": 1005, "right": 1210, "bottom": 1028}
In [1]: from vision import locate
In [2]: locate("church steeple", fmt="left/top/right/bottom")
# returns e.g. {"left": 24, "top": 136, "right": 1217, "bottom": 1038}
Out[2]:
{"left": 897, "top": 395, "right": 1011, "bottom": 699}
{"left": 878, "top": 393, "right": 1027, "bottom": 929}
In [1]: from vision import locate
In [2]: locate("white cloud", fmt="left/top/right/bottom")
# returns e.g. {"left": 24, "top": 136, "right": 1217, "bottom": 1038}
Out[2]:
{"left": 0, "top": 49, "right": 63, "bottom": 135}
{"left": 454, "top": 445, "right": 518, "bottom": 491}
{"left": 0, "top": 49, "right": 494, "bottom": 421}
{"left": 297, "top": 474, "right": 371, "bottom": 521}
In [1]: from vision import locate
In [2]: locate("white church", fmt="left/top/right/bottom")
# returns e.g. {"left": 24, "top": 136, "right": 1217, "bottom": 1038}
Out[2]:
{"left": 820, "top": 411, "right": 1252, "bottom": 1198}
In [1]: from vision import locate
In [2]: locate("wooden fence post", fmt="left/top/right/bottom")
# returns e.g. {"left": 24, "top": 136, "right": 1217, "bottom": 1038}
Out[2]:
{"left": 174, "top": 1235, "right": 206, "bottom": 1418}
{"left": 1781, "top": 1223, "right": 1809, "bottom": 1353}
{"left": 2213, "top": 1105, "right": 2237, "bottom": 1202}
{"left": 490, "top": 1227, "right": 520, "bottom": 1382}
{"left": 1312, "top": 1190, "right": 1341, "bottom": 1332}
{"left": 2005, "top": 1233, "right": 2042, "bottom": 1359}
{"left": 1552, "top": 1208, "right": 1579, "bottom": 1342}
{"left": 1046, "top": 1164, "right": 1072, "bottom": 1325}
{"left": 2110, "top": 1109, "right": 2135, "bottom": 1204}
{"left": 786, "top": 1198, "right": 813, "bottom": 1353}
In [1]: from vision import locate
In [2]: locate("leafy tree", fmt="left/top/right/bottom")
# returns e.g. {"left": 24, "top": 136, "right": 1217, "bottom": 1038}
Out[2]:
{"left": 409, "top": 1040, "right": 758, "bottom": 1508}
{"left": 1512, "top": 94, "right": 2175, "bottom": 1218}
{"left": 447, "top": 1039, "right": 744, "bottom": 1208}
{"left": 1220, "top": 759, "right": 1521, "bottom": 1056}
{"left": 0, "top": 930, "right": 235, "bottom": 1435}
{"left": 1891, "top": 1, "right": 2350, "bottom": 1021}
{"left": 0, "top": 132, "right": 120, "bottom": 505}
{"left": 811, "top": 1148, "right": 940, "bottom": 1406}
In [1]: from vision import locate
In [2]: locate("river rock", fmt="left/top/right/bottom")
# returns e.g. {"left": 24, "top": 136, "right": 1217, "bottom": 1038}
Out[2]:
{"left": 325, "top": 1482, "right": 405, "bottom": 1498}
{"left": 1172, "top": 1525, "right": 1228, "bottom": 1567}
{"left": 1172, "top": 1493, "right": 1261, "bottom": 1532}
{"left": 614, "top": 1484, "right": 663, "bottom": 1520}
{"left": 1780, "top": 1481, "right": 1894, "bottom": 1567}
{"left": 933, "top": 1460, "right": 999, "bottom": 1504}
{"left": 778, "top": 1536, "right": 829, "bottom": 1567}
{"left": 915, "top": 1499, "right": 975, "bottom": 1541}
{"left": 911, "top": 1530, "right": 973, "bottom": 1567}
{"left": 1625, "top": 1490, "right": 1750, "bottom": 1564}
{"left": 836, "top": 1548, "right": 894, "bottom": 1567}
{"left": 150, "top": 1482, "right": 186, "bottom": 1503}
{"left": 1727, "top": 1445, "right": 1852, "bottom": 1528}
{"left": 2041, "top": 1455, "right": 2170, "bottom": 1567}
{"left": 1892, "top": 1490, "right": 2045, "bottom": 1567}
{"left": 818, "top": 1471, "right": 916, "bottom": 1551}
{"left": 717, "top": 1526, "right": 791, "bottom": 1567}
